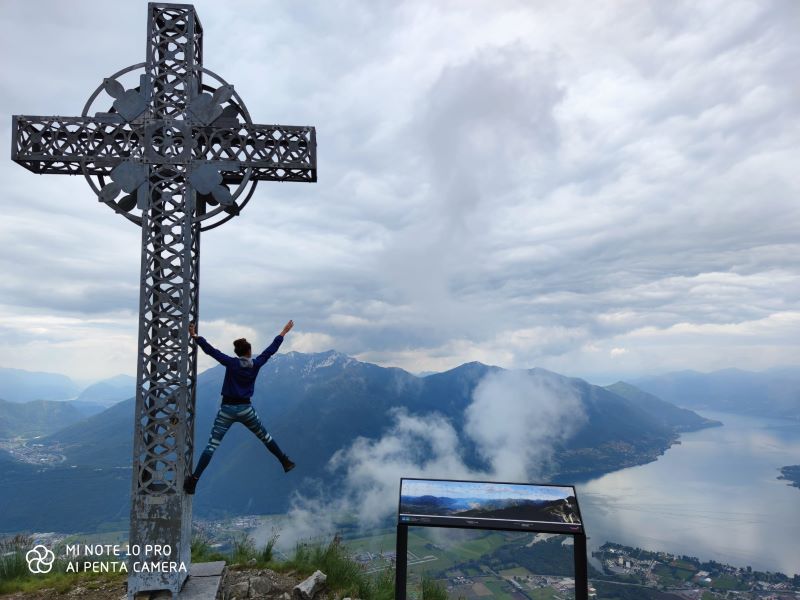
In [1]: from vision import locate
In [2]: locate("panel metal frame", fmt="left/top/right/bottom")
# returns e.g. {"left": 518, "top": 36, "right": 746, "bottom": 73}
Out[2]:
{"left": 394, "top": 477, "right": 589, "bottom": 600}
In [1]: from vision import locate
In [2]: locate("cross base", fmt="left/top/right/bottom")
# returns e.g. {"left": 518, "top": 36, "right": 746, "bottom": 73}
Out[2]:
{"left": 129, "top": 560, "right": 225, "bottom": 600}
{"left": 125, "top": 489, "right": 193, "bottom": 598}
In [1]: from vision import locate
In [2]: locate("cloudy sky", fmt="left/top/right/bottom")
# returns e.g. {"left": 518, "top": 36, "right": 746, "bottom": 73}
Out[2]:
{"left": 1, "top": 0, "right": 798, "bottom": 383}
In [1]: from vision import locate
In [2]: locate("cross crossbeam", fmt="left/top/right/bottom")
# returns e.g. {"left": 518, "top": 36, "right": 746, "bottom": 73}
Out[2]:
{"left": 10, "top": 4, "right": 316, "bottom": 598}
{"left": 13, "top": 116, "right": 316, "bottom": 182}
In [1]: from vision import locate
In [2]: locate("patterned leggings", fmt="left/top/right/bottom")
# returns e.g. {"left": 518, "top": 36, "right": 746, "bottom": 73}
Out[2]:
{"left": 192, "top": 403, "right": 287, "bottom": 479}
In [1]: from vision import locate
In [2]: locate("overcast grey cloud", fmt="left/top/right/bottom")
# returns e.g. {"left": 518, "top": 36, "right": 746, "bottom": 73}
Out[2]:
{"left": 1, "top": 0, "right": 799, "bottom": 381}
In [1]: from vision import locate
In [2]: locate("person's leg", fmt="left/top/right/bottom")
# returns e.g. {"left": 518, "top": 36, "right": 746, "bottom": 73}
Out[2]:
{"left": 237, "top": 403, "right": 295, "bottom": 472}
{"left": 185, "top": 405, "right": 237, "bottom": 493}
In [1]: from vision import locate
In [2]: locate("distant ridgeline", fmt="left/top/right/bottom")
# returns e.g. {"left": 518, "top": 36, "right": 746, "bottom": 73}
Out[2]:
{"left": 0, "top": 369, "right": 135, "bottom": 408}
{"left": 778, "top": 465, "right": 800, "bottom": 489}
{"left": 634, "top": 367, "right": 800, "bottom": 421}
{"left": 0, "top": 366, "right": 79, "bottom": 402}
{"left": 0, "top": 353, "right": 720, "bottom": 533}
{"left": 0, "top": 398, "right": 109, "bottom": 438}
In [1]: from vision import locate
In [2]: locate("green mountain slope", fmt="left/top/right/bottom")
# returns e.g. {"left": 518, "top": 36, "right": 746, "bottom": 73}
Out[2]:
{"left": 606, "top": 382, "right": 722, "bottom": 432}
{"left": 0, "top": 398, "right": 105, "bottom": 438}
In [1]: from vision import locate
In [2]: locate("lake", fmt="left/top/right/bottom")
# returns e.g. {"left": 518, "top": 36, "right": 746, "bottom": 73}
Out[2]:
{"left": 577, "top": 410, "right": 800, "bottom": 576}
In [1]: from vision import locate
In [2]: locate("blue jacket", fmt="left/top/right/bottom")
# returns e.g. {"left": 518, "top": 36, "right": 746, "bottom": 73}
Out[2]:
{"left": 196, "top": 335, "right": 284, "bottom": 399}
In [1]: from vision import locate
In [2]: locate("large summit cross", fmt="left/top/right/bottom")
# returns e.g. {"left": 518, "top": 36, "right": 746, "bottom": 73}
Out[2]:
{"left": 11, "top": 3, "right": 316, "bottom": 598}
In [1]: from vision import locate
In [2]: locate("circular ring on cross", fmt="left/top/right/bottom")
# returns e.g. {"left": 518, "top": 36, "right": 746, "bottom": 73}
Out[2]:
{"left": 79, "top": 64, "right": 259, "bottom": 231}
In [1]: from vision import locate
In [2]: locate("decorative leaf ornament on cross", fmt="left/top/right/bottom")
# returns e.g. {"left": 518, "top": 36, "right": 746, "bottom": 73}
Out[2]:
{"left": 12, "top": 30, "right": 316, "bottom": 231}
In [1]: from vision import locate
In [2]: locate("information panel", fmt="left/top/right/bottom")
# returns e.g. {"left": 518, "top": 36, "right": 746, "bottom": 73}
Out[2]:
{"left": 399, "top": 478, "right": 584, "bottom": 534}
{"left": 395, "top": 478, "right": 589, "bottom": 600}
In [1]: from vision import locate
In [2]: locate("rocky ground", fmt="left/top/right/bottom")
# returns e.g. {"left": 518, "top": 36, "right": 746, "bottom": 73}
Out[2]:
{"left": 219, "top": 567, "right": 320, "bottom": 600}
{"left": 0, "top": 576, "right": 127, "bottom": 600}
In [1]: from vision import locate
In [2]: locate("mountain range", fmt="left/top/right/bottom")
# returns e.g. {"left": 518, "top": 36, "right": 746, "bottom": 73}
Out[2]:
{"left": 0, "top": 367, "right": 79, "bottom": 402}
{"left": 73, "top": 374, "right": 136, "bottom": 407}
{"left": 0, "top": 398, "right": 106, "bottom": 438}
{"left": 456, "top": 496, "right": 578, "bottom": 523}
{"left": 0, "top": 352, "right": 721, "bottom": 533}
{"left": 635, "top": 367, "right": 800, "bottom": 421}
{"left": 0, "top": 367, "right": 135, "bottom": 407}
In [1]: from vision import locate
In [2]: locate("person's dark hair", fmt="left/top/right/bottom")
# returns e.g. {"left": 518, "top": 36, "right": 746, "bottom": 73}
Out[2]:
{"left": 233, "top": 338, "right": 252, "bottom": 357}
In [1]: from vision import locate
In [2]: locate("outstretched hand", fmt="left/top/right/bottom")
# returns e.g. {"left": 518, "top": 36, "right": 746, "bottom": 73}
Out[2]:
{"left": 188, "top": 322, "right": 198, "bottom": 339}
{"left": 280, "top": 320, "right": 294, "bottom": 337}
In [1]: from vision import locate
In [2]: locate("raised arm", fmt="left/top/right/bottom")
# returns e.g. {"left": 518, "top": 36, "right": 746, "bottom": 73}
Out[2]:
{"left": 253, "top": 320, "right": 293, "bottom": 368}
{"left": 189, "top": 322, "right": 237, "bottom": 367}
{"left": 280, "top": 320, "right": 294, "bottom": 337}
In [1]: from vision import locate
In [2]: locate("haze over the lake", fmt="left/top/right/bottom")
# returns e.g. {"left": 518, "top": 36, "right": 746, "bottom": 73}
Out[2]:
{"left": 579, "top": 411, "right": 800, "bottom": 576}
{"left": 1, "top": 1, "right": 799, "bottom": 381}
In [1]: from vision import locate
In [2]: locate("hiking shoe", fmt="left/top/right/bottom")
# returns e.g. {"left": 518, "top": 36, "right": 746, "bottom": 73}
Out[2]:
{"left": 183, "top": 474, "right": 199, "bottom": 494}
{"left": 281, "top": 457, "right": 296, "bottom": 473}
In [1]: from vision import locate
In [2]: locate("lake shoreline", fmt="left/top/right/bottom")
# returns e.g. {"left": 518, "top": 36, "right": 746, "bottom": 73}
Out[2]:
{"left": 577, "top": 410, "right": 800, "bottom": 576}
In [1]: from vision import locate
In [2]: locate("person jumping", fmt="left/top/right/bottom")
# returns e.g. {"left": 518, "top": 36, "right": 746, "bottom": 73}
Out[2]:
{"left": 183, "top": 320, "right": 296, "bottom": 495}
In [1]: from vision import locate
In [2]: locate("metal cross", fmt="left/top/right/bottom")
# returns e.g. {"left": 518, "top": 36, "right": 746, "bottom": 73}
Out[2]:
{"left": 11, "top": 3, "right": 316, "bottom": 597}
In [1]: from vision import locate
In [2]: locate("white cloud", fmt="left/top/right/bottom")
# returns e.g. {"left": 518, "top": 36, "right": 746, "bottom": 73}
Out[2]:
{"left": 1, "top": 0, "right": 798, "bottom": 381}
{"left": 276, "top": 368, "right": 582, "bottom": 544}
{"left": 465, "top": 370, "right": 586, "bottom": 480}
{"left": 284, "top": 331, "right": 336, "bottom": 353}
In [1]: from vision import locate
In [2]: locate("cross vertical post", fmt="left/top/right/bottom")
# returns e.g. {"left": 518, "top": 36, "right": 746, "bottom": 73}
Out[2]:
{"left": 127, "top": 6, "right": 202, "bottom": 597}
{"left": 11, "top": 3, "right": 316, "bottom": 597}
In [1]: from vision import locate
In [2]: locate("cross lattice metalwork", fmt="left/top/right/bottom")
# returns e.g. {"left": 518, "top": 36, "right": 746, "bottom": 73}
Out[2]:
{"left": 11, "top": 3, "right": 316, "bottom": 597}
